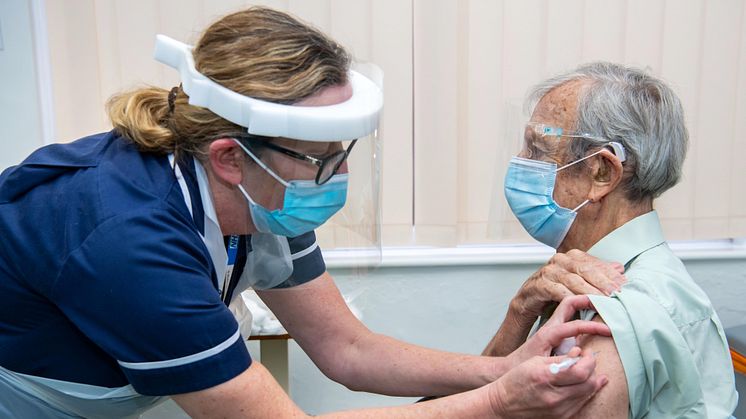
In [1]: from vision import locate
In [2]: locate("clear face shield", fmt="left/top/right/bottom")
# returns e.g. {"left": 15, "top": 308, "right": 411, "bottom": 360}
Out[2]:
{"left": 488, "top": 103, "right": 626, "bottom": 242}
{"left": 154, "top": 35, "right": 383, "bottom": 292}
{"left": 519, "top": 122, "right": 616, "bottom": 161}
{"left": 316, "top": 128, "right": 382, "bottom": 263}
{"left": 314, "top": 62, "right": 383, "bottom": 268}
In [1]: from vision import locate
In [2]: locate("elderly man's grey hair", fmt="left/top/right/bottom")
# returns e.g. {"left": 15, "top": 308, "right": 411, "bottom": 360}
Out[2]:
{"left": 526, "top": 62, "right": 688, "bottom": 202}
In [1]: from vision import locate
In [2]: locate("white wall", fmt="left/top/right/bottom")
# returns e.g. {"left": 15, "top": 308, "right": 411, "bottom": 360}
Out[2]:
{"left": 0, "top": 0, "right": 44, "bottom": 171}
{"left": 144, "top": 256, "right": 746, "bottom": 417}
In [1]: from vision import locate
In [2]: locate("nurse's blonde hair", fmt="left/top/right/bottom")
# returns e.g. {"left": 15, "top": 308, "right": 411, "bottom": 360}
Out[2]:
{"left": 106, "top": 6, "right": 350, "bottom": 157}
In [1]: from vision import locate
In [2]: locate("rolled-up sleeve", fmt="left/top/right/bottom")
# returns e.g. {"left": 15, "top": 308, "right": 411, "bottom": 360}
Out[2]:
{"left": 588, "top": 290, "right": 707, "bottom": 418}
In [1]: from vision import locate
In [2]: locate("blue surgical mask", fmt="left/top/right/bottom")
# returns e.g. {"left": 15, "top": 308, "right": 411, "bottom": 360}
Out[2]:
{"left": 504, "top": 157, "right": 591, "bottom": 249}
{"left": 234, "top": 140, "right": 348, "bottom": 237}
{"left": 238, "top": 175, "right": 347, "bottom": 237}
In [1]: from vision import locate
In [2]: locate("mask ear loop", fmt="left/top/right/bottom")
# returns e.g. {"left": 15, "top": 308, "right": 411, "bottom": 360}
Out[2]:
{"left": 556, "top": 148, "right": 605, "bottom": 172}
{"left": 571, "top": 199, "right": 590, "bottom": 212}
{"left": 236, "top": 184, "right": 258, "bottom": 206}
{"left": 559, "top": 141, "right": 627, "bottom": 212}
{"left": 557, "top": 151, "right": 596, "bottom": 213}
{"left": 232, "top": 139, "right": 290, "bottom": 187}
{"left": 557, "top": 142, "right": 627, "bottom": 172}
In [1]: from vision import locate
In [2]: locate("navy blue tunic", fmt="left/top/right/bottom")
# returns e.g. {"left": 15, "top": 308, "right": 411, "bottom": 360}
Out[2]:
{"left": 0, "top": 131, "right": 325, "bottom": 395}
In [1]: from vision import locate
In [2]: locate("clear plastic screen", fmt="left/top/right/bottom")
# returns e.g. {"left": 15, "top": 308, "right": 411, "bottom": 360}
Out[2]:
{"left": 487, "top": 100, "right": 535, "bottom": 242}
{"left": 244, "top": 64, "right": 383, "bottom": 336}
{"left": 313, "top": 62, "right": 382, "bottom": 266}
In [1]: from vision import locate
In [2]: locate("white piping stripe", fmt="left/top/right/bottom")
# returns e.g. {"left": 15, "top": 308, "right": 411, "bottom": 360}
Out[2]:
{"left": 291, "top": 241, "right": 318, "bottom": 260}
{"left": 117, "top": 329, "right": 241, "bottom": 371}
{"left": 169, "top": 154, "right": 193, "bottom": 216}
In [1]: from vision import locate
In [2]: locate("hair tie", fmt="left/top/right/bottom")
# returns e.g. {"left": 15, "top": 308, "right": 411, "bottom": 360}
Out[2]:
{"left": 167, "top": 86, "right": 180, "bottom": 114}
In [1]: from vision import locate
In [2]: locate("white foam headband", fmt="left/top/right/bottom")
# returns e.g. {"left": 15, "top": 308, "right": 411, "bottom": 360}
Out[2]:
{"left": 153, "top": 34, "right": 383, "bottom": 142}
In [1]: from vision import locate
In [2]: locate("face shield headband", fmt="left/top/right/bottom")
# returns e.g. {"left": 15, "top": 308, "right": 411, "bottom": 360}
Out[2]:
{"left": 153, "top": 34, "right": 383, "bottom": 142}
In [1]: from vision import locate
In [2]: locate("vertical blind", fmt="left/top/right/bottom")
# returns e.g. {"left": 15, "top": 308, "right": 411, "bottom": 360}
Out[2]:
{"left": 44, "top": 0, "right": 746, "bottom": 248}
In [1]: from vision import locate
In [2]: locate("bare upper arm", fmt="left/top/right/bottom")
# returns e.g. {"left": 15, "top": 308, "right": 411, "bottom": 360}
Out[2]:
{"left": 172, "top": 362, "right": 306, "bottom": 419}
{"left": 256, "top": 272, "right": 369, "bottom": 377}
{"left": 574, "top": 315, "right": 629, "bottom": 419}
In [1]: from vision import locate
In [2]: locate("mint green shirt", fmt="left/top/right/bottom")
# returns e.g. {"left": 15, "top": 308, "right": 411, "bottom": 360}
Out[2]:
{"left": 587, "top": 211, "right": 737, "bottom": 418}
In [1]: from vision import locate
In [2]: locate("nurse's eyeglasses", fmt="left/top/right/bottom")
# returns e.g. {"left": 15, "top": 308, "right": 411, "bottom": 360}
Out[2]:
{"left": 235, "top": 135, "right": 357, "bottom": 185}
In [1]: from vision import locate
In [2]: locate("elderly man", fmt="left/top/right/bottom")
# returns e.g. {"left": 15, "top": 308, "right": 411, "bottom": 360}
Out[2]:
{"left": 484, "top": 62, "right": 738, "bottom": 418}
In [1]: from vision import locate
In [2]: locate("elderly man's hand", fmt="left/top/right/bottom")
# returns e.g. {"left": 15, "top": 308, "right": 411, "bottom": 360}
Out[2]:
{"left": 511, "top": 249, "right": 625, "bottom": 324}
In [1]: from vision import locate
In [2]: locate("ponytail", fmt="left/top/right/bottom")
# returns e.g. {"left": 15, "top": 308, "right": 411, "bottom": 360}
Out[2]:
{"left": 105, "top": 6, "right": 352, "bottom": 158}
{"left": 106, "top": 87, "right": 176, "bottom": 154}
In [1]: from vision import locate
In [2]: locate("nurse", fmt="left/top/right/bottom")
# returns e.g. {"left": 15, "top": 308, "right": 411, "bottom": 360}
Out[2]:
{"left": 0, "top": 7, "right": 612, "bottom": 418}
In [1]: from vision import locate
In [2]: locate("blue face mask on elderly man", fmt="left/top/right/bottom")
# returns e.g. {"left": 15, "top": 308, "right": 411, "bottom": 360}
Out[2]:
{"left": 504, "top": 124, "right": 626, "bottom": 248}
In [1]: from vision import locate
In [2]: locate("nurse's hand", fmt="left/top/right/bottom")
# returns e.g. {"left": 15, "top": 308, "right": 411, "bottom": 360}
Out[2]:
{"left": 489, "top": 347, "right": 608, "bottom": 419}
{"left": 506, "top": 295, "right": 610, "bottom": 366}
{"left": 510, "top": 250, "right": 625, "bottom": 324}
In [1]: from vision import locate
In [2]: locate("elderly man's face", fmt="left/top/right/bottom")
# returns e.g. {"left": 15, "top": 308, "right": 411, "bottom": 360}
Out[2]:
{"left": 522, "top": 80, "right": 594, "bottom": 213}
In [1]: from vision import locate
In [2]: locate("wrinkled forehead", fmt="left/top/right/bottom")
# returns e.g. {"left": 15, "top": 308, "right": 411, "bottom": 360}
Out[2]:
{"left": 523, "top": 80, "right": 586, "bottom": 159}
{"left": 530, "top": 80, "right": 584, "bottom": 131}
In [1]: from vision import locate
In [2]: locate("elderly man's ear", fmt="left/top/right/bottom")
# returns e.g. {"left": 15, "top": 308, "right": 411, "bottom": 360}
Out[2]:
{"left": 587, "top": 149, "right": 625, "bottom": 202}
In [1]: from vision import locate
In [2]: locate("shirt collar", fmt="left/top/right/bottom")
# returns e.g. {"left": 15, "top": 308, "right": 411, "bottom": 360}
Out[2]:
{"left": 192, "top": 159, "right": 221, "bottom": 233}
{"left": 192, "top": 158, "right": 229, "bottom": 291}
{"left": 172, "top": 156, "right": 205, "bottom": 233}
{"left": 170, "top": 154, "right": 228, "bottom": 290}
{"left": 171, "top": 154, "right": 221, "bottom": 236}
{"left": 587, "top": 210, "right": 665, "bottom": 267}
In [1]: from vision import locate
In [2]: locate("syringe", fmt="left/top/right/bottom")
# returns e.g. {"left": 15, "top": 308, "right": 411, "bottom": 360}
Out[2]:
{"left": 549, "top": 356, "right": 580, "bottom": 374}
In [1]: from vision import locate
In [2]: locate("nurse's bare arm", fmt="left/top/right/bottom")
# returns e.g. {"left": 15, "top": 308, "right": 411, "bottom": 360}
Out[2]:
{"left": 172, "top": 275, "right": 611, "bottom": 418}
{"left": 171, "top": 347, "right": 609, "bottom": 419}
{"left": 256, "top": 272, "right": 610, "bottom": 397}
{"left": 171, "top": 361, "right": 496, "bottom": 418}
{"left": 573, "top": 315, "right": 629, "bottom": 419}
{"left": 257, "top": 271, "right": 509, "bottom": 396}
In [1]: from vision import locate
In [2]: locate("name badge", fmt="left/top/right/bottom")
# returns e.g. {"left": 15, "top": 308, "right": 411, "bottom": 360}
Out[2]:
{"left": 221, "top": 235, "right": 240, "bottom": 300}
